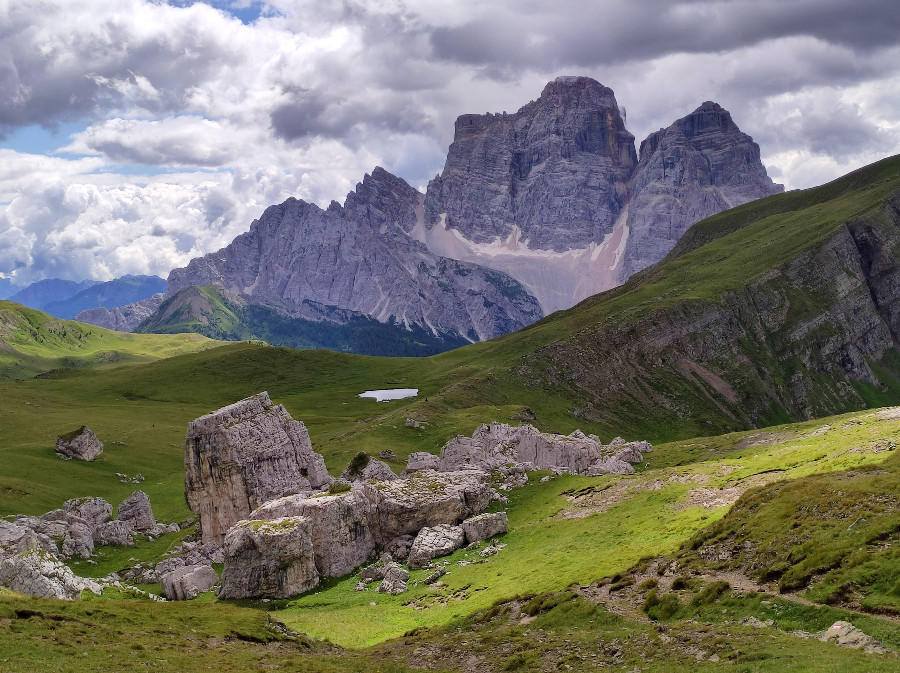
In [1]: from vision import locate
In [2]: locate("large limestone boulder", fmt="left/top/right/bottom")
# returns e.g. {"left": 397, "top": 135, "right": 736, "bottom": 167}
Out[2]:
{"left": 219, "top": 517, "right": 320, "bottom": 599}
{"left": 55, "top": 426, "right": 103, "bottom": 461}
{"left": 407, "top": 524, "right": 466, "bottom": 569}
{"left": 363, "top": 470, "right": 492, "bottom": 541}
{"left": 0, "top": 551, "right": 101, "bottom": 600}
{"left": 62, "top": 497, "right": 112, "bottom": 528}
{"left": 185, "top": 392, "right": 333, "bottom": 544}
{"left": 251, "top": 490, "right": 377, "bottom": 579}
{"left": 0, "top": 522, "right": 48, "bottom": 559}
{"left": 116, "top": 491, "right": 156, "bottom": 533}
{"left": 160, "top": 564, "right": 218, "bottom": 601}
{"left": 94, "top": 520, "right": 134, "bottom": 547}
{"left": 404, "top": 451, "right": 440, "bottom": 473}
{"left": 461, "top": 512, "right": 508, "bottom": 544}
{"left": 340, "top": 452, "right": 398, "bottom": 483}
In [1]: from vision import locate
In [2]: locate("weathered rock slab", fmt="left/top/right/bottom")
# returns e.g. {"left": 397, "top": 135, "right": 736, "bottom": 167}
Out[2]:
{"left": 0, "top": 551, "right": 101, "bottom": 600}
{"left": 251, "top": 490, "right": 376, "bottom": 579}
{"left": 55, "top": 426, "right": 103, "bottom": 461}
{"left": 219, "top": 517, "right": 319, "bottom": 599}
{"left": 461, "top": 512, "right": 508, "bottom": 545}
{"left": 160, "top": 564, "right": 218, "bottom": 601}
{"left": 185, "top": 392, "right": 333, "bottom": 544}
{"left": 408, "top": 524, "right": 466, "bottom": 569}
{"left": 116, "top": 491, "right": 156, "bottom": 533}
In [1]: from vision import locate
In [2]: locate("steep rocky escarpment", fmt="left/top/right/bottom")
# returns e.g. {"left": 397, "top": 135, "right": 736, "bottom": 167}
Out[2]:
{"left": 416, "top": 77, "right": 779, "bottom": 313}
{"left": 168, "top": 168, "right": 541, "bottom": 343}
{"left": 517, "top": 190, "right": 900, "bottom": 435}
{"left": 622, "top": 102, "right": 783, "bottom": 280}
{"left": 423, "top": 76, "right": 637, "bottom": 252}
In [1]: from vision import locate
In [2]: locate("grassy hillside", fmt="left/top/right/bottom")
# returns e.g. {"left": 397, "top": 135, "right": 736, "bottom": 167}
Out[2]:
{"left": 2, "top": 406, "right": 899, "bottom": 671}
{"left": 0, "top": 301, "right": 223, "bottom": 380}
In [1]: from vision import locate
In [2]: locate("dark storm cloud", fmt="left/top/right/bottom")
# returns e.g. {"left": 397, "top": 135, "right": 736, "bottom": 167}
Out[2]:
{"left": 429, "top": 0, "right": 900, "bottom": 72}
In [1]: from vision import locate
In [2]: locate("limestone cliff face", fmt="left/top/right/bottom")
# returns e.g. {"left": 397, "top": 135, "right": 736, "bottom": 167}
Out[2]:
{"left": 424, "top": 76, "right": 636, "bottom": 252}
{"left": 416, "top": 77, "right": 779, "bottom": 314}
{"left": 621, "top": 102, "right": 783, "bottom": 280}
{"left": 184, "top": 392, "right": 332, "bottom": 544}
{"left": 168, "top": 168, "right": 542, "bottom": 343}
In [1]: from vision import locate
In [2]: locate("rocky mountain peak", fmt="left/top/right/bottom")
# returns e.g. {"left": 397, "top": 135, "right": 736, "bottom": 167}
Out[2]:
{"left": 622, "top": 101, "right": 783, "bottom": 279}
{"left": 425, "top": 76, "right": 636, "bottom": 254}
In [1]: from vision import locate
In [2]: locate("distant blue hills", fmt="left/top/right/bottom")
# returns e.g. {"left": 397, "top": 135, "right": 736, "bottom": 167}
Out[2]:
{"left": 7, "top": 275, "right": 166, "bottom": 318}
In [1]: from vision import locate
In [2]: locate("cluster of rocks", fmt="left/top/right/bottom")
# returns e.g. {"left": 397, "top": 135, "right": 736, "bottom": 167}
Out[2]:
{"left": 405, "top": 422, "right": 651, "bottom": 477}
{"left": 55, "top": 426, "right": 103, "bottom": 461}
{"left": 181, "top": 393, "right": 651, "bottom": 601}
{"left": 0, "top": 491, "right": 180, "bottom": 600}
{"left": 181, "top": 393, "right": 515, "bottom": 600}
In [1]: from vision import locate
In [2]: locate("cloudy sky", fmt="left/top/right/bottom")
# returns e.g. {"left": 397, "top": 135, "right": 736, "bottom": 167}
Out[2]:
{"left": 1, "top": 0, "right": 898, "bottom": 286}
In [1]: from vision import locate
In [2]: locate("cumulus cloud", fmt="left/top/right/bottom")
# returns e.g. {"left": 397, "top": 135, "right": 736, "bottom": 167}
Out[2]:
{"left": 0, "top": 0, "right": 898, "bottom": 285}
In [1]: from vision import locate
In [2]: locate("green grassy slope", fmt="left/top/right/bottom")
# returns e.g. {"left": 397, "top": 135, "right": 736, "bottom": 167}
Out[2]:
{"left": 0, "top": 301, "right": 223, "bottom": 380}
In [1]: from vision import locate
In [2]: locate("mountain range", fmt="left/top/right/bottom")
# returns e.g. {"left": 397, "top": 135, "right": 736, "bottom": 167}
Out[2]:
{"left": 131, "top": 76, "right": 781, "bottom": 350}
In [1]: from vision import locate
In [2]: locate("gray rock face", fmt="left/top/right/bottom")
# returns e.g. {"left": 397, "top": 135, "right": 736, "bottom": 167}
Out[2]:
{"left": 94, "top": 520, "right": 134, "bottom": 547}
{"left": 415, "top": 78, "right": 780, "bottom": 314}
{"left": 0, "top": 521, "right": 48, "bottom": 559}
{"left": 218, "top": 517, "right": 320, "bottom": 599}
{"left": 404, "top": 451, "right": 441, "bottom": 473}
{"left": 61, "top": 522, "right": 94, "bottom": 559}
{"left": 160, "top": 564, "right": 218, "bottom": 601}
{"left": 422, "top": 422, "right": 650, "bottom": 477}
{"left": 75, "top": 293, "right": 164, "bottom": 332}
{"left": 363, "top": 470, "right": 493, "bottom": 541}
{"left": 251, "top": 490, "right": 377, "bottom": 579}
{"left": 55, "top": 426, "right": 103, "bottom": 461}
{"left": 461, "top": 512, "right": 508, "bottom": 545}
{"left": 167, "top": 167, "right": 542, "bottom": 343}
{"left": 116, "top": 491, "right": 156, "bottom": 533}
{"left": 408, "top": 524, "right": 466, "bottom": 569}
{"left": 0, "top": 551, "right": 101, "bottom": 600}
{"left": 184, "top": 392, "right": 332, "bottom": 544}
{"left": 424, "top": 76, "right": 636, "bottom": 252}
{"left": 340, "top": 453, "right": 398, "bottom": 483}
{"left": 621, "top": 102, "right": 783, "bottom": 280}
{"left": 63, "top": 497, "right": 112, "bottom": 529}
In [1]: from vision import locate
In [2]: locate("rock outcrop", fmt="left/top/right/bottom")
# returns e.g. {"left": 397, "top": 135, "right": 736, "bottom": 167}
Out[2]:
{"left": 0, "top": 551, "right": 101, "bottom": 600}
{"left": 55, "top": 426, "right": 103, "bottom": 461}
{"left": 364, "top": 470, "right": 493, "bottom": 541}
{"left": 461, "top": 512, "right": 508, "bottom": 544}
{"left": 621, "top": 101, "right": 783, "bottom": 280}
{"left": 116, "top": 490, "right": 156, "bottom": 533}
{"left": 184, "top": 392, "right": 332, "bottom": 544}
{"left": 375, "top": 563, "right": 409, "bottom": 595}
{"left": 251, "top": 490, "right": 377, "bottom": 579}
{"left": 160, "top": 564, "right": 218, "bottom": 601}
{"left": 167, "top": 167, "right": 542, "bottom": 344}
{"left": 409, "top": 423, "right": 651, "bottom": 477}
{"left": 340, "top": 452, "right": 398, "bottom": 483}
{"left": 407, "top": 524, "right": 466, "bottom": 569}
{"left": 218, "top": 518, "right": 320, "bottom": 599}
